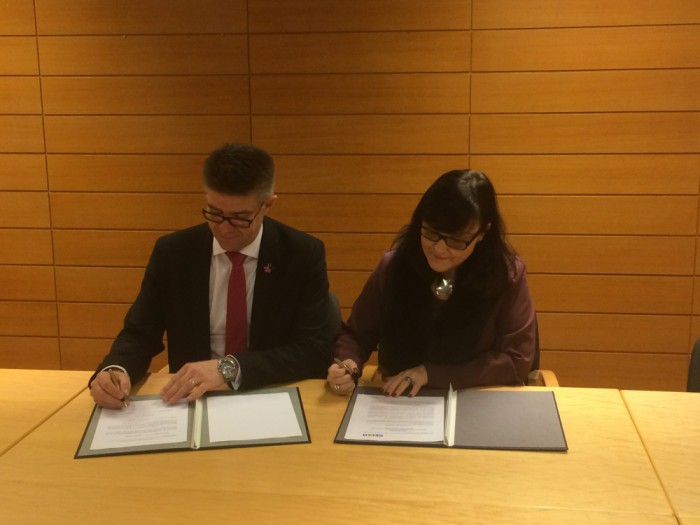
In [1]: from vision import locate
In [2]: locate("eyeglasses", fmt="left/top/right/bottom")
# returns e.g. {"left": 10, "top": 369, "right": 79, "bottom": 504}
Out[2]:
{"left": 420, "top": 226, "right": 481, "bottom": 250}
{"left": 201, "top": 202, "right": 265, "bottom": 229}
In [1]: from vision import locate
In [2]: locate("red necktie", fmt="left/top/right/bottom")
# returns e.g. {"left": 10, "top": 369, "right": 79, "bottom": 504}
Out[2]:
{"left": 225, "top": 252, "right": 247, "bottom": 354}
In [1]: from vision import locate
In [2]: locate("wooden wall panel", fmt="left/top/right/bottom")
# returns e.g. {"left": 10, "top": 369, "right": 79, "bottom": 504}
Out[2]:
{"left": 44, "top": 116, "right": 250, "bottom": 154}
{"left": 38, "top": 36, "right": 248, "bottom": 75}
{"left": 50, "top": 193, "right": 201, "bottom": 230}
{"left": 471, "top": 113, "right": 700, "bottom": 154}
{"left": 250, "top": 32, "right": 470, "bottom": 74}
{"left": 317, "top": 233, "right": 394, "bottom": 271}
{"left": 57, "top": 303, "right": 129, "bottom": 339}
{"left": 0, "top": 155, "right": 47, "bottom": 190}
{"left": 60, "top": 337, "right": 168, "bottom": 372}
{"left": 55, "top": 267, "right": 143, "bottom": 303}
{"left": 539, "top": 313, "right": 690, "bottom": 354}
{"left": 529, "top": 275, "right": 692, "bottom": 315}
{"left": 47, "top": 155, "right": 204, "bottom": 192}
{"left": 59, "top": 338, "right": 111, "bottom": 372}
{"left": 249, "top": 0, "right": 471, "bottom": 32}
{"left": 472, "top": 26, "right": 700, "bottom": 71}
{"left": 0, "top": 193, "right": 50, "bottom": 228}
{"left": 328, "top": 271, "right": 371, "bottom": 308}
{"left": 0, "top": 37, "right": 38, "bottom": 74}
{"left": 512, "top": 235, "right": 695, "bottom": 276}
{"left": 0, "top": 302, "right": 57, "bottom": 337}
{"left": 0, "top": 337, "right": 60, "bottom": 370}
{"left": 0, "top": 1, "right": 696, "bottom": 389}
{"left": 35, "top": 0, "right": 247, "bottom": 34}
{"left": 53, "top": 230, "right": 162, "bottom": 267}
{"left": 0, "top": 1, "right": 35, "bottom": 34}
{"left": 472, "top": 70, "right": 700, "bottom": 113}
{"left": 500, "top": 196, "right": 696, "bottom": 235}
{"left": 470, "top": 155, "right": 700, "bottom": 195}
{"left": 0, "top": 77, "right": 42, "bottom": 114}
{"left": 473, "top": 0, "right": 700, "bottom": 28}
{"left": 253, "top": 115, "right": 470, "bottom": 154}
{"left": 42, "top": 76, "right": 250, "bottom": 115}
{"left": 0, "top": 266, "right": 55, "bottom": 301}
{"left": 541, "top": 351, "right": 687, "bottom": 391}
{"left": 252, "top": 74, "right": 470, "bottom": 114}
{"left": 0, "top": 230, "right": 53, "bottom": 265}
{"left": 270, "top": 195, "right": 420, "bottom": 233}
{"left": 0, "top": 116, "right": 45, "bottom": 153}
{"left": 274, "top": 155, "right": 469, "bottom": 194}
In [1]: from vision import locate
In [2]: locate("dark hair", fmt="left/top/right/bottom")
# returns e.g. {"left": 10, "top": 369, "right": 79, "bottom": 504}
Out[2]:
{"left": 203, "top": 143, "right": 275, "bottom": 199}
{"left": 380, "top": 170, "right": 516, "bottom": 373}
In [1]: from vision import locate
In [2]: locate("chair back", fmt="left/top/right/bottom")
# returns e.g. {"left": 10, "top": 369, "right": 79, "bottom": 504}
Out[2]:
{"left": 531, "top": 315, "right": 540, "bottom": 371}
{"left": 688, "top": 337, "right": 700, "bottom": 392}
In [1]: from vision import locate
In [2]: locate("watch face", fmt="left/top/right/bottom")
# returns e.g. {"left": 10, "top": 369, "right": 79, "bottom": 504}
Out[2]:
{"left": 219, "top": 359, "right": 237, "bottom": 380}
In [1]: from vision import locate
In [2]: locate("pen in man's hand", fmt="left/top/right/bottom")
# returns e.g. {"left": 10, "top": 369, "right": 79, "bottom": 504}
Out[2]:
{"left": 108, "top": 369, "right": 129, "bottom": 408}
{"left": 334, "top": 358, "right": 360, "bottom": 385}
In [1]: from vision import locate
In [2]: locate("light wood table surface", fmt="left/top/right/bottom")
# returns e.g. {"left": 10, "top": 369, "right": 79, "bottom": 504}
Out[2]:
{"left": 622, "top": 390, "right": 700, "bottom": 522}
{"left": 0, "top": 374, "right": 676, "bottom": 524}
{"left": 0, "top": 368, "right": 91, "bottom": 456}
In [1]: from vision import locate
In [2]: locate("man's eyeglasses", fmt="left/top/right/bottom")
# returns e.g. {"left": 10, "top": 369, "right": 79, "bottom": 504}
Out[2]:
{"left": 420, "top": 226, "right": 481, "bottom": 251}
{"left": 201, "top": 202, "right": 265, "bottom": 229}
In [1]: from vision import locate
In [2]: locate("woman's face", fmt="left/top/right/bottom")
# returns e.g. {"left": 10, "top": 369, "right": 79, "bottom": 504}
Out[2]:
{"left": 420, "top": 222, "right": 484, "bottom": 277}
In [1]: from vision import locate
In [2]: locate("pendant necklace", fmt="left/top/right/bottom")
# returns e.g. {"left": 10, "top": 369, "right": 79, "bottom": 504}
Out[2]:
{"left": 432, "top": 277, "right": 454, "bottom": 299}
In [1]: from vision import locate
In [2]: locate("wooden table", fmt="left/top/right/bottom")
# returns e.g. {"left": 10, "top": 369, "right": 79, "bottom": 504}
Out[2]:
{"left": 0, "top": 374, "right": 676, "bottom": 524}
{"left": 623, "top": 390, "right": 700, "bottom": 523}
{"left": 0, "top": 368, "right": 91, "bottom": 456}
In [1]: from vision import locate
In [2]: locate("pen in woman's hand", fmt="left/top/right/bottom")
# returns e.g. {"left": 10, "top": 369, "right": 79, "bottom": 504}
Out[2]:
{"left": 108, "top": 369, "right": 129, "bottom": 408}
{"left": 334, "top": 358, "right": 360, "bottom": 385}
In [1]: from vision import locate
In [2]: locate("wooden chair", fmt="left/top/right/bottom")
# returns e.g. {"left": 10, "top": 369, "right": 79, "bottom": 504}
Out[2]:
{"left": 688, "top": 337, "right": 700, "bottom": 392}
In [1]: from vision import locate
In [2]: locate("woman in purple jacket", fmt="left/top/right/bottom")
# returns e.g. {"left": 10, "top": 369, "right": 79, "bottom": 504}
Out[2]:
{"left": 327, "top": 169, "right": 536, "bottom": 397}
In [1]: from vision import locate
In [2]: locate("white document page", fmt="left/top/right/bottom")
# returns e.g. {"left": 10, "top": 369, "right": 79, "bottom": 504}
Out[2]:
{"left": 344, "top": 394, "right": 445, "bottom": 442}
{"left": 206, "top": 392, "right": 302, "bottom": 442}
{"left": 90, "top": 399, "right": 189, "bottom": 450}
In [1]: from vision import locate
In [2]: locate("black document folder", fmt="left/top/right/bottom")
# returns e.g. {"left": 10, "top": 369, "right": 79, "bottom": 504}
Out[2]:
{"left": 335, "top": 386, "right": 567, "bottom": 451}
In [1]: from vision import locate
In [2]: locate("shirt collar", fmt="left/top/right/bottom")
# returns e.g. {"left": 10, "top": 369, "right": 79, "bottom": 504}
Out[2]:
{"left": 212, "top": 223, "right": 263, "bottom": 260}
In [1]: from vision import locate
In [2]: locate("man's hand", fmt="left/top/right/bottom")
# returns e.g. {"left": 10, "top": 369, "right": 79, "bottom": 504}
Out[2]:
{"left": 161, "top": 360, "right": 226, "bottom": 404}
{"left": 90, "top": 370, "right": 131, "bottom": 409}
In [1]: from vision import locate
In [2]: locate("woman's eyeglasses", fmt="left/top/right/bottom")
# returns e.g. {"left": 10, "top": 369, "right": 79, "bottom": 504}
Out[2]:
{"left": 420, "top": 226, "right": 481, "bottom": 250}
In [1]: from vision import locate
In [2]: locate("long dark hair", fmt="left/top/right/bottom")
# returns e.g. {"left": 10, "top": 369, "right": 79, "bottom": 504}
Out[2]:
{"left": 380, "top": 170, "right": 515, "bottom": 373}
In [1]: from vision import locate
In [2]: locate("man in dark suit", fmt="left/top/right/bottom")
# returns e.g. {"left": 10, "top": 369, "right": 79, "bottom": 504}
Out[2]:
{"left": 90, "top": 143, "right": 333, "bottom": 408}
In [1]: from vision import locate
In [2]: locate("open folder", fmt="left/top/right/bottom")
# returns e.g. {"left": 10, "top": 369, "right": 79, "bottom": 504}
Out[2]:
{"left": 335, "top": 386, "right": 567, "bottom": 451}
{"left": 75, "top": 387, "right": 310, "bottom": 459}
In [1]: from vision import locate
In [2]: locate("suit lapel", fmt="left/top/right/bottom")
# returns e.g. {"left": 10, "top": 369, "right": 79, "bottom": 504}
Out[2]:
{"left": 250, "top": 218, "right": 280, "bottom": 349}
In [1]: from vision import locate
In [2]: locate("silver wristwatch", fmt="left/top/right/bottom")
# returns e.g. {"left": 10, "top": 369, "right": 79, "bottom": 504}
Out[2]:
{"left": 217, "top": 355, "right": 239, "bottom": 388}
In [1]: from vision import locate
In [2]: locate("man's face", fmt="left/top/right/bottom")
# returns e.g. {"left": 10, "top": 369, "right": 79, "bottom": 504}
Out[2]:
{"left": 203, "top": 189, "right": 276, "bottom": 252}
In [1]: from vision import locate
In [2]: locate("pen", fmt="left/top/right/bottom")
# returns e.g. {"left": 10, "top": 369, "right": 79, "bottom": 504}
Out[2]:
{"left": 334, "top": 358, "right": 360, "bottom": 385}
{"left": 108, "top": 369, "right": 129, "bottom": 408}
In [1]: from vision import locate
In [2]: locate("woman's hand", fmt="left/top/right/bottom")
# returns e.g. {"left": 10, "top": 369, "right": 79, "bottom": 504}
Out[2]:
{"left": 382, "top": 365, "right": 428, "bottom": 397}
{"left": 326, "top": 359, "right": 359, "bottom": 395}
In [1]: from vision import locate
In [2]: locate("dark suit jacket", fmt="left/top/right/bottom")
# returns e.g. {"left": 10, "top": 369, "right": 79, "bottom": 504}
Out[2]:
{"left": 94, "top": 217, "right": 333, "bottom": 389}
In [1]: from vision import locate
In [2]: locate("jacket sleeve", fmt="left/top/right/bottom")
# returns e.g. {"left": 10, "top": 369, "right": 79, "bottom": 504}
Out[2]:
{"left": 333, "top": 253, "right": 391, "bottom": 371}
{"left": 90, "top": 239, "right": 167, "bottom": 385}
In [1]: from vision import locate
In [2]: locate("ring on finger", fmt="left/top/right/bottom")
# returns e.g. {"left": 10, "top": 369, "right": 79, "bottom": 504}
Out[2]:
{"left": 403, "top": 376, "right": 413, "bottom": 386}
{"left": 334, "top": 384, "right": 341, "bottom": 392}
